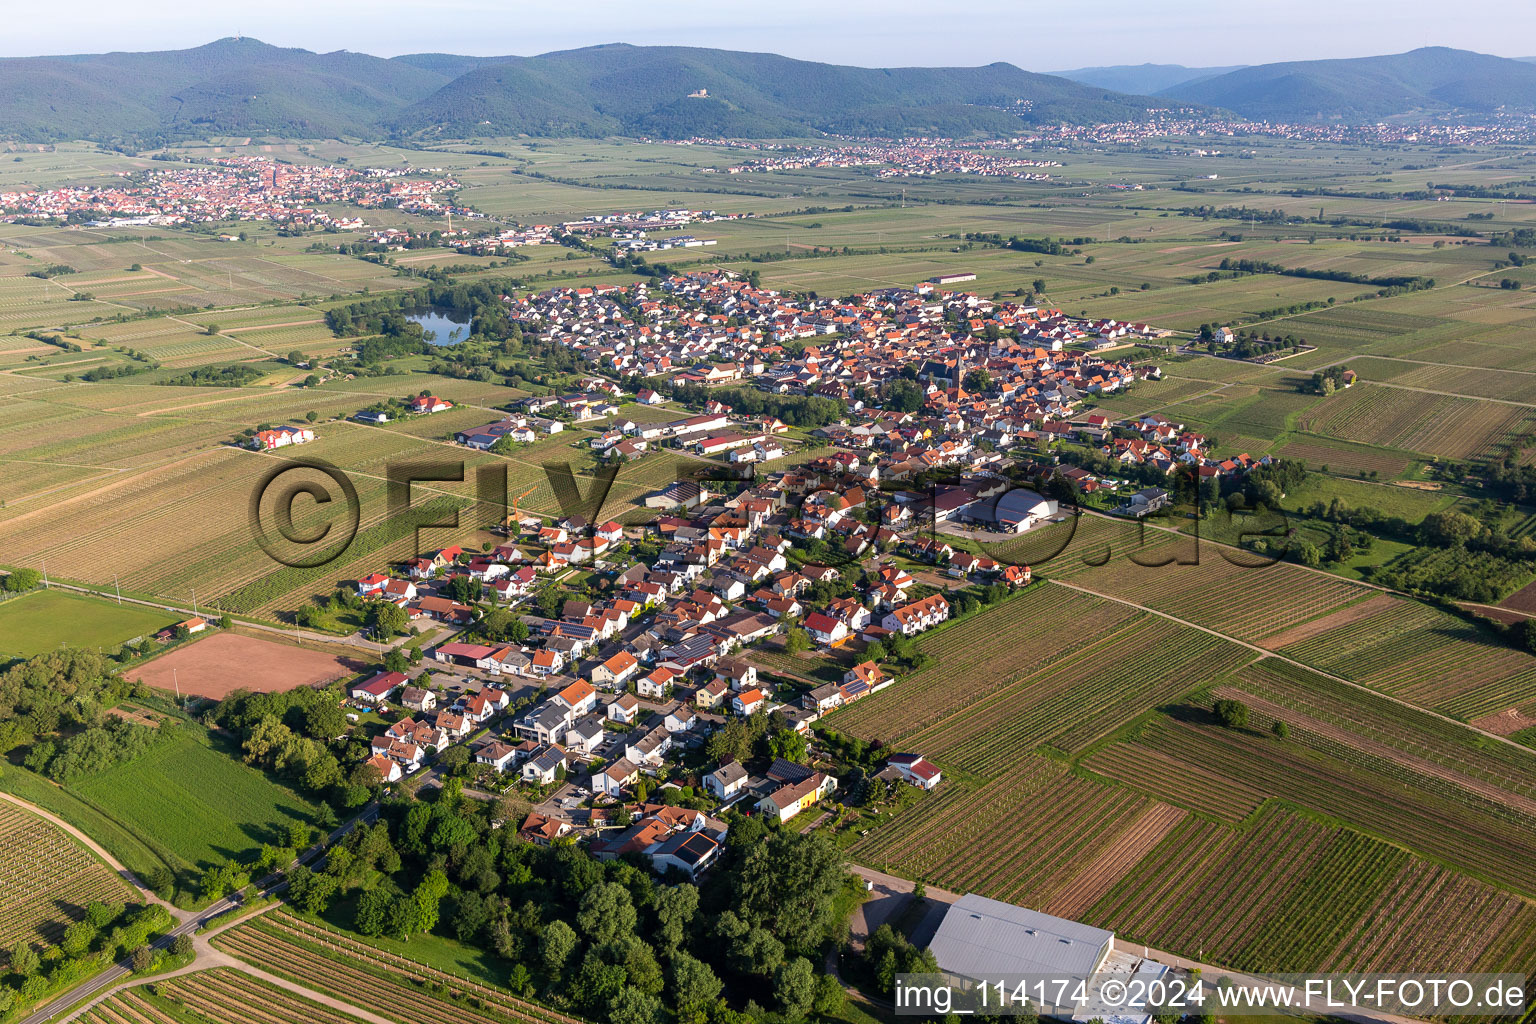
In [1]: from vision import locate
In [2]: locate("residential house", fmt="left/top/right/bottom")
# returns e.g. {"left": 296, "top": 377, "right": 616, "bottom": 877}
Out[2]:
{"left": 803, "top": 611, "right": 851, "bottom": 648}
{"left": 518, "top": 812, "right": 574, "bottom": 845}
{"left": 732, "top": 688, "right": 768, "bottom": 716}
{"left": 592, "top": 757, "right": 640, "bottom": 797}
{"left": 664, "top": 705, "right": 696, "bottom": 733}
{"left": 714, "top": 658, "right": 757, "bottom": 692}
{"left": 695, "top": 678, "right": 729, "bottom": 710}
{"left": 556, "top": 679, "right": 599, "bottom": 716}
{"left": 521, "top": 743, "right": 567, "bottom": 785}
{"left": 400, "top": 686, "right": 437, "bottom": 713}
{"left": 476, "top": 740, "right": 520, "bottom": 772}
{"left": 365, "top": 754, "right": 402, "bottom": 784}
{"left": 704, "top": 761, "right": 748, "bottom": 800}
{"left": 609, "top": 692, "right": 641, "bottom": 724}
{"left": 564, "top": 714, "right": 607, "bottom": 755}
{"left": 881, "top": 593, "right": 950, "bottom": 636}
{"left": 757, "top": 771, "right": 837, "bottom": 824}
{"left": 637, "top": 666, "right": 677, "bottom": 699}
{"left": 592, "top": 650, "right": 640, "bottom": 690}
{"left": 884, "top": 752, "right": 942, "bottom": 791}
{"left": 350, "top": 671, "right": 406, "bottom": 704}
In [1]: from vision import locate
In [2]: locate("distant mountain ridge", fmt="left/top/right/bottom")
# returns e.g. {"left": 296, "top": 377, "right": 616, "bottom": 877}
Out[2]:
{"left": 0, "top": 38, "right": 1166, "bottom": 144}
{"left": 1160, "top": 47, "right": 1536, "bottom": 120}
{"left": 4, "top": 39, "right": 1535, "bottom": 144}
{"left": 1051, "top": 63, "right": 1248, "bottom": 96}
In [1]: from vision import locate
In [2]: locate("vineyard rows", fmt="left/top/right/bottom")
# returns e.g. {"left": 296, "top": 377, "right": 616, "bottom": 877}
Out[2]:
{"left": 1326, "top": 859, "right": 1536, "bottom": 973}
{"left": 849, "top": 758, "right": 1160, "bottom": 909}
{"left": 1233, "top": 661, "right": 1536, "bottom": 800}
{"left": 1045, "top": 530, "right": 1365, "bottom": 645}
{"left": 159, "top": 969, "right": 371, "bottom": 1024}
{"left": 897, "top": 615, "right": 1250, "bottom": 774}
{"left": 829, "top": 587, "right": 1138, "bottom": 742}
{"left": 217, "top": 911, "right": 584, "bottom": 1024}
{"left": 1044, "top": 803, "right": 1188, "bottom": 920}
{"left": 1133, "top": 717, "right": 1536, "bottom": 895}
{"left": 1279, "top": 599, "right": 1536, "bottom": 718}
{"left": 1297, "top": 384, "right": 1532, "bottom": 460}
{"left": 78, "top": 990, "right": 179, "bottom": 1024}
{"left": 1087, "top": 807, "right": 1337, "bottom": 967}
{"left": 1211, "top": 684, "right": 1536, "bottom": 829}
{"left": 1082, "top": 742, "right": 1268, "bottom": 823}
{"left": 0, "top": 803, "right": 132, "bottom": 951}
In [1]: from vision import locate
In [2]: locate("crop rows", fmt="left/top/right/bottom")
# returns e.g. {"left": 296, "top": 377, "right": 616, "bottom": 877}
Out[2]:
{"left": 1281, "top": 599, "right": 1536, "bottom": 717}
{"left": 218, "top": 911, "right": 583, "bottom": 1024}
{"left": 1134, "top": 717, "right": 1536, "bottom": 895}
{"left": 1297, "top": 384, "right": 1532, "bottom": 460}
{"left": 829, "top": 587, "right": 1138, "bottom": 741}
{"left": 0, "top": 803, "right": 132, "bottom": 950}
{"left": 1230, "top": 661, "right": 1536, "bottom": 801}
{"left": 1086, "top": 807, "right": 1336, "bottom": 967}
{"left": 1212, "top": 686, "right": 1536, "bottom": 836}
{"left": 1046, "top": 534, "right": 1365, "bottom": 645}
{"left": 79, "top": 990, "right": 180, "bottom": 1024}
{"left": 898, "top": 616, "right": 1249, "bottom": 774}
{"left": 1232, "top": 831, "right": 1407, "bottom": 971}
{"left": 159, "top": 969, "right": 371, "bottom": 1024}
{"left": 1277, "top": 438, "right": 1411, "bottom": 477}
{"left": 1083, "top": 741, "right": 1268, "bottom": 823}
{"left": 849, "top": 758, "right": 1156, "bottom": 908}
{"left": 1326, "top": 858, "right": 1536, "bottom": 973}
{"left": 1044, "top": 803, "right": 1188, "bottom": 919}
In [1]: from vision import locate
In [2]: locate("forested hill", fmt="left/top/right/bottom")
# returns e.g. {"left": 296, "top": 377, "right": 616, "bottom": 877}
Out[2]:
{"left": 1159, "top": 47, "right": 1536, "bottom": 121}
{"left": 0, "top": 37, "right": 1168, "bottom": 144}
{"left": 385, "top": 43, "right": 1167, "bottom": 138}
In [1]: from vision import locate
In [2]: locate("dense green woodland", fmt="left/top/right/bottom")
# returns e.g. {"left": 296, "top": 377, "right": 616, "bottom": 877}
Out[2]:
{"left": 0, "top": 38, "right": 1164, "bottom": 146}
{"left": 285, "top": 785, "right": 867, "bottom": 1024}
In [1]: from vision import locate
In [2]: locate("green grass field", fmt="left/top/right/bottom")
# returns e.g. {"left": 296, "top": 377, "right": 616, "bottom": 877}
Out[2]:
{"left": 66, "top": 727, "right": 318, "bottom": 883}
{"left": 0, "top": 588, "right": 176, "bottom": 659}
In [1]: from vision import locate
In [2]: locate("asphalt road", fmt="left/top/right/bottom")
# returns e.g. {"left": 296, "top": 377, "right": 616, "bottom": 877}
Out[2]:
{"left": 18, "top": 805, "right": 379, "bottom": 1024}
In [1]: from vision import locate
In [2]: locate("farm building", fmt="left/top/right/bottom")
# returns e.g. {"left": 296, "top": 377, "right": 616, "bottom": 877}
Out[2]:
{"left": 928, "top": 893, "right": 1114, "bottom": 985}
{"left": 248, "top": 425, "right": 315, "bottom": 451}
{"left": 960, "top": 488, "right": 1058, "bottom": 534}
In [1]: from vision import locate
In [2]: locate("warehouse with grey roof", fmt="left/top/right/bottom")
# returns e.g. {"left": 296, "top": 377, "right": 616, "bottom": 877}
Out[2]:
{"left": 928, "top": 893, "right": 1115, "bottom": 980}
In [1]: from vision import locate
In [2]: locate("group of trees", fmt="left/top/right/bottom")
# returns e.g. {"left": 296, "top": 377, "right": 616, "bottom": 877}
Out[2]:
{"left": 1215, "top": 257, "right": 1435, "bottom": 293}
{"left": 281, "top": 783, "right": 851, "bottom": 1024}
{"left": 678, "top": 385, "right": 846, "bottom": 429}
{"left": 214, "top": 685, "right": 375, "bottom": 808}
{"left": 162, "top": 364, "right": 264, "bottom": 388}
{"left": 1, "top": 900, "right": 173, "bottom": 1012}
{"left": 1304, "top": 365, "right": 1353, "bottom": 395}
{"left": 0, "top": 649, "right": 146, "bottom": 758}
{"left": 22, "top": 715, "right": 172, "bottom": 783}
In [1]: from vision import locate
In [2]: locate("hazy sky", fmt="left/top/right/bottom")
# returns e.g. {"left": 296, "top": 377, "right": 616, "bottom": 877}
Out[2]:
{"left": 5, "top": 0, "right": 1535, "bottom": 67}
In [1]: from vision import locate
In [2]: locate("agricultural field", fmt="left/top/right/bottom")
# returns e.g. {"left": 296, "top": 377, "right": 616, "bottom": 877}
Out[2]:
{"left": 1272, "top": 596, "right": 1536, "bottom": 720}
{"left": 1076, "top": 665, "right": 1536, "bottom": 976}
{"left": 850, "top": 756, "right": 1182, "bottom": 911}
{"left": 215, "top": 910, "right": 583, "bottom": 1024}
{"left": 1080, "top": 804, "right": 1536, "bottom": 974}
{"left": 148, "top": 969, "right": 374, "bottom": 1024}
{"left": 0, "top": 800, "right": 134, "bottom": 954}
{"left": 0, "top": 589, "right": 175, "bottom": 660}
{"left": 1296, "top": 382, "right": 1534, "bottom": 460}
{"left": 62, "top": 727, "right": 319, "bottom": 886}
{"left": 833, "top": 596, "right": 1253, "bottom": 773}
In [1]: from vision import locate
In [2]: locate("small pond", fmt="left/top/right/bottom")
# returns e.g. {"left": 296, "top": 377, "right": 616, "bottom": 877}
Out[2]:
{"left": 404, "top": 307, "right": 470, "bottom": 346}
